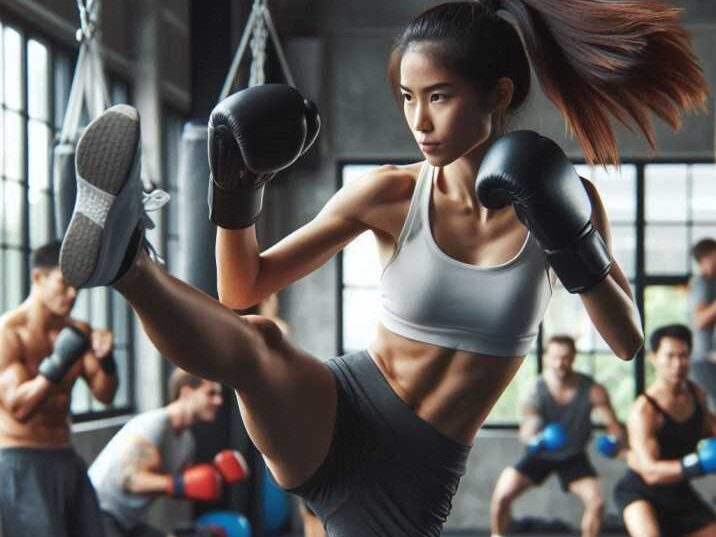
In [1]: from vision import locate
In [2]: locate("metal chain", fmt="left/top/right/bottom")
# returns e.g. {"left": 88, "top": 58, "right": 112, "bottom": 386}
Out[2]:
{"left": 249, "top": 0, "right": 268, "bottom": 87}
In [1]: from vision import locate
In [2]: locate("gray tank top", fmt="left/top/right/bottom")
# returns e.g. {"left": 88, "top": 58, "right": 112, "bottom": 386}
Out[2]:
{"left": 380, "top": 163, "right": 552, "bottom": 356}
{"left": 88, "top": 408, "right": 195, "bottom": 529}
{"left": 529, "top": 373, "right": 595, "bottom": 460}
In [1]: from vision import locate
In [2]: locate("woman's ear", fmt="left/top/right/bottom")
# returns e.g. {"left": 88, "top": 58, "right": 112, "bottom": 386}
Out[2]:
{"left": 492, "top": 77, "right": 514, "bottom": 114}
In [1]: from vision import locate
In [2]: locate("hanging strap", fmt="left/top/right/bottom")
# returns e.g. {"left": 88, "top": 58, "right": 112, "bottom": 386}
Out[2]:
{"left": 58, "top": 0, "right": 111, "bottom": 143}
{"left": 219, "top": 0, "right": 295, "bottom": 101}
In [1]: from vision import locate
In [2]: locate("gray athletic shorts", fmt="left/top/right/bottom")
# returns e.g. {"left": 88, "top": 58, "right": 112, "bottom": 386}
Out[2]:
{"left": 0, "top": 446, "right": 105, "bottom": 537}
{"left": 287, "top": 351, "right": 471, "bottom": 537}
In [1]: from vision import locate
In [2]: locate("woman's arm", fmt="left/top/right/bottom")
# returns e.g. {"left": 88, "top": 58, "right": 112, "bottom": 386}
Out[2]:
{"left": 217, "top": 166, "right": 414, "bottom": 309}
{"left": 578, "top": 179, "right": 643, "bottom": 360}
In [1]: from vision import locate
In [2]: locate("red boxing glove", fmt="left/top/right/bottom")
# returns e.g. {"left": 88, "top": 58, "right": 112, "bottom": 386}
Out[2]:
{"left": 168, "top": 464, "right": 222, "bottom": 501}
{"left": 213, "top": 450, "right": 250, "bottom": 484}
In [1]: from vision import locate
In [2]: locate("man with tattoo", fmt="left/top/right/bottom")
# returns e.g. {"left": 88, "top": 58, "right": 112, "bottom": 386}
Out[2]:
{"left": 0, "top": 240, "right": 118, "bottom": 536}
{"left": 89, "top": 368, "right": 248, "bottom": 537}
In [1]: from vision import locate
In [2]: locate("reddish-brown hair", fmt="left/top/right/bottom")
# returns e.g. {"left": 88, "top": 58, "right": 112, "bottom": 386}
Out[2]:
{"left": 389, "top": 0, "right": 708, "bottom": 165}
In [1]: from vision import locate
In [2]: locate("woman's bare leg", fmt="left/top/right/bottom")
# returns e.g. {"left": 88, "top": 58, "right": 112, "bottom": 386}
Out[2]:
{"left": 60, "top": 105, "right": 335, "bottom": 488}
{"left": 115, "top": 253, "right": 336, "bottom": 488}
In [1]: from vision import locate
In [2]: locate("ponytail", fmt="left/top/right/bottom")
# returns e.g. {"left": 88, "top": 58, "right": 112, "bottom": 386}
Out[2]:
{"left": 390, "top": 1, "right": 708, "bottom": 165}
{"left": 500, "top": 0, "right": 707, "bottom": 164}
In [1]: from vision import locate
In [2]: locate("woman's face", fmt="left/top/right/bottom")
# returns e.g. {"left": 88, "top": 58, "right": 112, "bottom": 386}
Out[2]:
{"left": 400, "top": 48, "right": 495, "bottom": 167}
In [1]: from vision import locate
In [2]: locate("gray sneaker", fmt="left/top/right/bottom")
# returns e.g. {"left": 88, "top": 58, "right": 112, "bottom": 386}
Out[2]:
{"left": 60, "top": 104, "right": 168, "bottom": 289}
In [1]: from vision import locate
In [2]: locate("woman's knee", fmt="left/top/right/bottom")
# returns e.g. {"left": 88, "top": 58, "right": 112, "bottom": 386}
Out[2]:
{"left": 244, "top": 314, "right": 285, "bottom": 348}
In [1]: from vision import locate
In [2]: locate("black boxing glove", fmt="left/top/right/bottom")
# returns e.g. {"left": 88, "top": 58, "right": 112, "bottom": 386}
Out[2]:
{"left": 208, "top": 84, "right": 321, "bottom": 229}
{"left": 476, "top": 131, "right": 612, "bottom": 293}
{"left": 38, "top": 326, "right": 89, "bottom": 383}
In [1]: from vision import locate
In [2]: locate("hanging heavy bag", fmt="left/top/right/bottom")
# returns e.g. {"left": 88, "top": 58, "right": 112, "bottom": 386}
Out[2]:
{"left": 177, "top": 121, "right": 217, "bottom": 295}
{"left": 53, "top": 0, "right": 110, "bottom": 238}
{"left": 53, "top": 139, "right": 79, "bottom": 237}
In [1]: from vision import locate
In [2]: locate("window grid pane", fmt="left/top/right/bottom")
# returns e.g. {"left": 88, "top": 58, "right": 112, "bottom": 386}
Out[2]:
{"left": 3, "top": 26, "right": 23, "bottom": 111}
{"left": 3, "top": 110, "right": 25, "bottom": 180}
{"left": 645, "top": 164, "right": 688, "bottom": 223}
{"left": 645, "top": 225, "right": 688, "bottom": 275}
{"left": 341, "top": 164, "right": 384, "bottom": 355}
{"left": 27, "top": 39, "right": 49, "bottom": 121}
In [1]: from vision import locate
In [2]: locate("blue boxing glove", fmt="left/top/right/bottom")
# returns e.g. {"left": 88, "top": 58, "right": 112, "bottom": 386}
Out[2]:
{"left": 595, "top": 434, "right": 621, "bottom": 459}
{"left": 681, "top": 437, "right": 716, "bottom": 479}
{"left": 38, "top": 326, "right": 89, "bottom": 383}
{"left": 528, "top": 423, "right": 567, "bottom": 454}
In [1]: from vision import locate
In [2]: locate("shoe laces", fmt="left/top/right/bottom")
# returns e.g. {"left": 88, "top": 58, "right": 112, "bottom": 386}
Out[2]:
{"left": 140, "top": 188, "right": 171, "bottom": 265}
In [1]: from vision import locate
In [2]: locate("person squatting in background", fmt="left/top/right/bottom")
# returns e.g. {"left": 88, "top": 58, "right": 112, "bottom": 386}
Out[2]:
{"left": 89, "top": 367, "right": 249, "bottom": 537}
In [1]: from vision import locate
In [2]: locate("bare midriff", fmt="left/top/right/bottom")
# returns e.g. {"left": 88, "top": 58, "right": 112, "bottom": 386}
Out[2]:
{"left": 369, "top": 324, "right": 524, "bottom": 446}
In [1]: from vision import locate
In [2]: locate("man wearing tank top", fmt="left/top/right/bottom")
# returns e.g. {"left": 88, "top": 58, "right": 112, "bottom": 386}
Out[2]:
{"left": 490, "top": 335, "right": 624, "bottom": 537}
{"left": 616, "top": 324, "right": 716, "bottom": 537}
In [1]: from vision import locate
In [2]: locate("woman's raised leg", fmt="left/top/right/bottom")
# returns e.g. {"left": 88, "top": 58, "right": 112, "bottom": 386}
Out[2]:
{"left": 60, "top": 104, "right": 336, "bottom": 488}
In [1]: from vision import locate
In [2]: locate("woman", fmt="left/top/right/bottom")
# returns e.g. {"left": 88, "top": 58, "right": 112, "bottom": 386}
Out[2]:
{"left": 59, "top": 1, "right": 706, "bottom": 536}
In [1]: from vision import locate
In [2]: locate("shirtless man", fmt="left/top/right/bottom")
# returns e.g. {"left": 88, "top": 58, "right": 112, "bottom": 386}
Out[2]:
{"left": 0, "top": 240, "right": 118, "bottom": 536}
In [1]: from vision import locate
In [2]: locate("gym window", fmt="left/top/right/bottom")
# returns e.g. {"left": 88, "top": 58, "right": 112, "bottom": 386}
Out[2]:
{"left": 0, "top": 18, "right": 135, "bottom": 420}
{"left": 339, "top": 161, "right": 716, "bottom": 425}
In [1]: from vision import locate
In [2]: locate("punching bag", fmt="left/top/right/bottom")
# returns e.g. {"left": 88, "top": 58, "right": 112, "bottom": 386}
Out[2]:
{"left": 53, "top": 0, "right": 111, "bottom": 239}
{"left": 177, "top": 121, "right": 217, "bottom": 295}
{"left": 53, "top": 140, "right": 78, "bottom": 238}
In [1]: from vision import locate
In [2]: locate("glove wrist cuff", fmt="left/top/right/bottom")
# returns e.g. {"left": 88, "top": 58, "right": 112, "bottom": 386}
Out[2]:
{"left": 98, "top": 351, "right": 117, "bottom": 375}
{"left": 681, "top": 454, "right": 704, "bottom": 479}
{"left": 169, "top": 474, "right": 185, "bottom": 497}
{"left": 546, "top": 227, "right": 612, "bottom": 294}
{"left": 208, "top": 180, "right": 266, "bottom": 229}
{"left": 38, "top": 358, "right": 63, "bottom": 383}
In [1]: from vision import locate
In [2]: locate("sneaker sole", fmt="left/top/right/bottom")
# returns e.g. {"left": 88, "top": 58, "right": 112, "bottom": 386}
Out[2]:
{"left": 60, "top": 105, "right": 140, "bottom": 288}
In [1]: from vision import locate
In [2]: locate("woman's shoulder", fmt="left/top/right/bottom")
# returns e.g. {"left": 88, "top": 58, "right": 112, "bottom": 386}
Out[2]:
{"left": 368, "top": 162, "right": 422, "bottom": 185}
{"left": 346, "top": 162, "right": 423, "bottom": 204}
